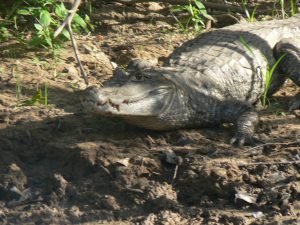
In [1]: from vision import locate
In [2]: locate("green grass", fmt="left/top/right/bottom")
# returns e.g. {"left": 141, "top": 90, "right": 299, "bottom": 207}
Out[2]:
{"left": 277, "top": 0, "right": 297, "bottom": 18}
{"left": 20, "top": 84, "right": 49, "bottom": 106}
{"left": 241, "top": 0, "right": 258, "bottom": 22}
{"left": 262, "top": 53, "right": 286, "bottom": 107}
{"left": 290, "top": 0, "right": 297, "bottom": 16}
{"left": 13, "top": 63, "right": 49, "bottom": 106}
{"left": 279, "top": 0, "right": 286, "bottom": 18}
{"left": 32, "top": 57, "right": 52, "bottom": 70}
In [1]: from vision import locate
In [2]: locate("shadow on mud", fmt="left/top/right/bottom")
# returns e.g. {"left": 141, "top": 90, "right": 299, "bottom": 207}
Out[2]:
{"left": 0, "top": 85, "right": 177, "bottom": 222}
{"left": 0, "top": 83, "right": 299, "bottom": 223}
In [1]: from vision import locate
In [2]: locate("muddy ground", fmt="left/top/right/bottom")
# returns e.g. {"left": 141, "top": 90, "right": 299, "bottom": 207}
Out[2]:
{"left": 0, "top": 2, "right": 300, "bottom": 225}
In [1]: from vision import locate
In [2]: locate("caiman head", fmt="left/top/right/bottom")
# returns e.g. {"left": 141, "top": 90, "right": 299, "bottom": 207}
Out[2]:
{"left": 82, "top": 67, "right": 190, "bottom": 130}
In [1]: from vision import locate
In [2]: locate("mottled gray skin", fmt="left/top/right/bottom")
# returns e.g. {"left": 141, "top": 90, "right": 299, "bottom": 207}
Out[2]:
{"left": 83, "top": 15, "right": 300, "bottom": 145}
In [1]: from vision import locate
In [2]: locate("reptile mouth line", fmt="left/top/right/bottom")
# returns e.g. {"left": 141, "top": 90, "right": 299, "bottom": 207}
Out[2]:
{"left": 93, "top": 87, "right": 172, "bottom": 112}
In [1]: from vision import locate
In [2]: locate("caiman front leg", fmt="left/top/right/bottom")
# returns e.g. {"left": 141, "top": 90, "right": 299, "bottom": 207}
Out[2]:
{"left": 289, "top": 93, "right": 300, "bottom": 111}
{"left": 272, "top": 38, "right": 300, "bottom": 111}
{"left": 230, "top": 109, "right": 259, "bottom": 146}
{"left": 220, "top": 101, "right": 260, "bottom": 146}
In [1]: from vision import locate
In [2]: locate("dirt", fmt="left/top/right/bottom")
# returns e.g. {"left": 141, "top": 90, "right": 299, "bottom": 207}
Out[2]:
{"left": 0, "top": 2, "right": 300, "bottom": 225}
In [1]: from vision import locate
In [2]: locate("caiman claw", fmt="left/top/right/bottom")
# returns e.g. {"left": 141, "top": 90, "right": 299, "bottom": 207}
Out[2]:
{"left": 230, "top": 134, "right": 263, "bottom": 146}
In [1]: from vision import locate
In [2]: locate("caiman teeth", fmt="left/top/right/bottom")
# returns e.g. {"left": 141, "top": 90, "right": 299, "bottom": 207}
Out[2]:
{"left": 108, "top": 99, "right": 120, "bottom": 111}
{"left": 95, "top": 98, "right": 121, "bottom": 112}
{"left": 96, "top": 99, "right": 107, "bottom": 106}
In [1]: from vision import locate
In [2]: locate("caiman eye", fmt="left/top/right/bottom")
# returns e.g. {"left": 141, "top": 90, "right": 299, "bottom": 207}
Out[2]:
{"left": 133, "top": 73, "right": 150, "bottom": 81}
{"left": 135, "top": 73, "right": 143, "bottom": 80}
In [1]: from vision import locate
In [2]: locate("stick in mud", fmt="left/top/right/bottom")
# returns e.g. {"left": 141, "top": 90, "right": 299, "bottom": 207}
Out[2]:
{"left": 54, "top": 0, "right": 89, "bottom": 86}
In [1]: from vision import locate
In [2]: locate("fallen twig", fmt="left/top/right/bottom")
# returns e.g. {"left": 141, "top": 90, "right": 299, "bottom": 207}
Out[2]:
{"left": 150, "top": 146, "right": 200, "bottom": 152}
{"left": 171, "top": 164, "right": 179, "bottom": 186}
{"left": 249, "top": 140, "right": 300, "bottom": 150}
{"left": 238, "top": 160, "right": 300, "bottom": 167}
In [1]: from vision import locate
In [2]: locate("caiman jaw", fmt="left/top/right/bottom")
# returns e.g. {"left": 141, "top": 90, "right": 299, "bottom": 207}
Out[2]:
{"left": 82, "top": 85, "right": 173, "bottom": 118}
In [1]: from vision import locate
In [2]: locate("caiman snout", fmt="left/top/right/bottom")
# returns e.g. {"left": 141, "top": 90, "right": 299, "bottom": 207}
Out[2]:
{"left": 83, "top": 86, "right": 107, "bottom": 105}
{"left": 81, "top": 82, "right": 173, "bottom": 117}
{"left": 82, "top": 85, "right": 123, "bottom": 113}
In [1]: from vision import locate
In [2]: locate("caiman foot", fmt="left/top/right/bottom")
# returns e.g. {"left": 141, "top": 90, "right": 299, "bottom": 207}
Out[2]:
{"left": 231, "top": 109, "right": 260, "bottom": 146}
{"left": 289, "top": 93, "right": 300, "bottom": 111}
{"left": 230, "top": 133, "right": 262, "bottom": 146}
{"left": 221, "top": 101, "right": 261, "bottom": 146}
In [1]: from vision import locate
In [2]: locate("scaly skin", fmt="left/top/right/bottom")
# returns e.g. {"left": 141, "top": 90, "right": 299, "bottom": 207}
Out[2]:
{"left": 82, "top": 15, "right": 300, "bottom": 145}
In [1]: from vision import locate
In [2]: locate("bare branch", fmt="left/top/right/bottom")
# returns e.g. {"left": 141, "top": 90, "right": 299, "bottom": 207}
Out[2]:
{"left": 54, "top": 0, "right": 82, "bottom": 38}
{"left": 238, "top": 160, "right": 300, "bottom": 166}
{"left": 249, "top": 140, "right": 300, "bottom": 150}
{"left": 67, "top": 24, "right": 89, "bottom": 85}
{"left": 54, "top": 0, "right": 89, "bottom": 86}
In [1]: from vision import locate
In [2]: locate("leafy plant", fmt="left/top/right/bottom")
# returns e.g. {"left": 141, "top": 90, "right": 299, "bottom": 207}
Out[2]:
{"left": 32, "top": 10, "right": 53, "bottom": 48}
{"left": 32, "top": 57, "right": 51, "bottom": 70}
{"left": 20, "top": 84, "right": 48, "bottom": 106}
{"left": 13, "top": 0, "right": 91, "bottom": 49}
{"left": 13, "top": 60, "right": 49, "bottom": 106}
{"left": 171, "top": 0, "right": 214, "bottom": 32}
{"left": 0, "top": 27, "right": 13, "bottom": 41}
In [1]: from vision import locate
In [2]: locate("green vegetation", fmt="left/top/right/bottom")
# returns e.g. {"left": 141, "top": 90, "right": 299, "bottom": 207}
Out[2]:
{"left": 13, "top": 61, "right": 49, "bottom": 107}
{"left": 0, "top": 0, "right": 92, "bottom": 50}
{"left": 0, "top": 27, "right": 12, "bottom": 41}
{"left": 241, "top": 0, "right": 258, "bottom": 22}
{"left": 291, "top": 0, "right": 297, "bottom": 16}
{"left": 171, "top": 0, "right": 214, "bottom": 32}
{"left": 275, "top": 0, "right": 297, "bottom": 18}
{"left": 280, "top": 0, "right": 285, "bottom": 18}
{"left": 171, "top": 0, "right": 297, "bottom": 31}
{"left": 262, "top": 53, "right": 286, "bottom": 107}
{"left": 20, "top": 84, "right": 49, "bottom": 106}
{"left": 0, "top": 0, "right": 93, "bottom": 106}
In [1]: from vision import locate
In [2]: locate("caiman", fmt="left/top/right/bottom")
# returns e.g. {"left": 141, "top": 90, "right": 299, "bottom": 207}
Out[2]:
{"left": 82, "top": 15, "right": 300, "bottom": 145}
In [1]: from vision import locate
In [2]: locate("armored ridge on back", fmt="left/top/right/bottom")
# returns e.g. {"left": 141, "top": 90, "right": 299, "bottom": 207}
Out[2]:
{"left": 82, "top": 14, "right": 300, "bottom": 146}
